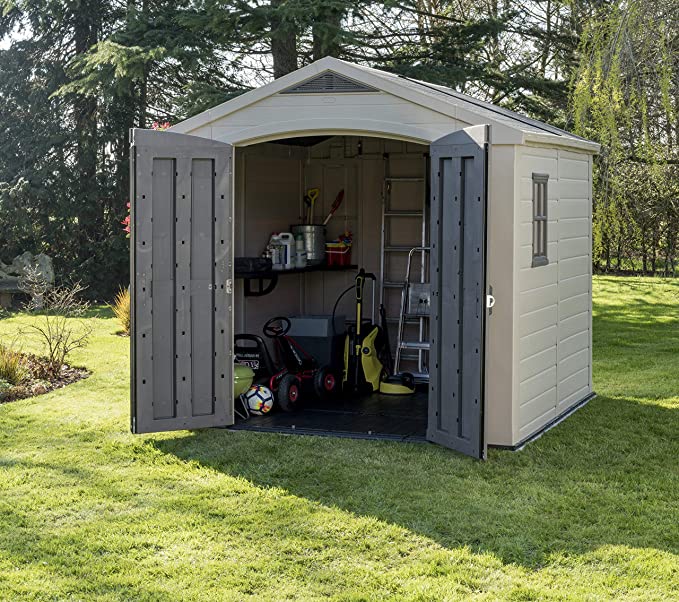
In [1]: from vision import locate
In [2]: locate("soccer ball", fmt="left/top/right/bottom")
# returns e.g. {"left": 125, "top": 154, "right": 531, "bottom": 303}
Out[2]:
{"left": 244, "top": 385, "right": 274, "bottom": 415}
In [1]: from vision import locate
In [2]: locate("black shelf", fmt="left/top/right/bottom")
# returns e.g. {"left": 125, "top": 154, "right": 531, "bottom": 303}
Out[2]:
{"left": 235, "top": 263, "right": 358, "bottom": 297}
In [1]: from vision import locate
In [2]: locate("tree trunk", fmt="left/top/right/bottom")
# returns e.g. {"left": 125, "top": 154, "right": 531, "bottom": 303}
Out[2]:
{"left": 271, "top": 0, "right": 298, "bottom": 79}
{"left": 605, "top": 236, "right": 611, "bottom": 271}
{"left": 73, "top": 3, "right": 101, "bottom": 243}
{"left": 312, "top": 3, "right": 343, "bottom": 60}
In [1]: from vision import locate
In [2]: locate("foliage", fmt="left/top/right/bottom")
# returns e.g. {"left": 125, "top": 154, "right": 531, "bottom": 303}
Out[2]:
{"left": 111, "top": 286, "right": 130, "bottom": 335}
{"left": 19, "top": 268, "right": 93, "bottom": 378}
{"left": 0, "top": 344, "right": 27, "bottom": 385}
{"left": 571, "top": 0, "right": 679, "bottom": 274}
{"left": 0, "top": 378, "right": 11, "bottom": 400}
{"left": 0, "top": 276, "right": 677, "bottom": 599}
{"left": 0, "top": 0, "right": 676, "bottom": 287}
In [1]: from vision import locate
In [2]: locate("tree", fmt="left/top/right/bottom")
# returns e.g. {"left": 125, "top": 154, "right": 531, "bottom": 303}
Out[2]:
{"left": 571, "top": 0, "right": 679, "bottom": 274}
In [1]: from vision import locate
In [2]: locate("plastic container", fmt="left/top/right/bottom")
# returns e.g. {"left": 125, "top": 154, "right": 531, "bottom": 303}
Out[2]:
{"left": 278, "top": 232, "right": 295, "bottom": 269}
{"left": 289, "top": 315, "right": 346, "bottom": 368}
{"left": 325, "top": 242, "right": 352, "bottom": 267}
{"left": 291, "top": 225, "right": 326, "bottom": 266}
{"left": 295, "top": 250, "right": 308, "bottom": 268}
{"left": 269, "top": 232, "right": 295, "bottom": 270}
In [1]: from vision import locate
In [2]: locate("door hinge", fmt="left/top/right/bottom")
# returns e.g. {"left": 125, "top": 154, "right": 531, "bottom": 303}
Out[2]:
{"left": 225, "top": 279, "right": 233, "bottom": 294}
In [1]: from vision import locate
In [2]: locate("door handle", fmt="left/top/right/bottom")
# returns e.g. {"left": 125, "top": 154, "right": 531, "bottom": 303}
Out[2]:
{"left": 486, "top": 285, "right": 495, "bottom": 315}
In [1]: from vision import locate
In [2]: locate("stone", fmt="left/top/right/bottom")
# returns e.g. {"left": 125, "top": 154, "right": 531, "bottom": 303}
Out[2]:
{"left": 8, "top": 252, "right": 54, "bottom": 284}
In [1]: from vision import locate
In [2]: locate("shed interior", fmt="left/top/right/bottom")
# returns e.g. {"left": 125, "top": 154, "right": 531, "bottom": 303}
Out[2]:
{"left": 231, "top": 134, "right": 433, "bottom": 440}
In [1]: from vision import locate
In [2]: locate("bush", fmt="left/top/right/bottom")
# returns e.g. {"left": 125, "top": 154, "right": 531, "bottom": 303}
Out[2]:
{"left": 0, "top": 344, "right": 27, "bottom": 385}
{"left": 20, "top": 268, "right": 93, "bottom": 378}
{"left": 112, "top": 287, "right": 130, "bottom": 335}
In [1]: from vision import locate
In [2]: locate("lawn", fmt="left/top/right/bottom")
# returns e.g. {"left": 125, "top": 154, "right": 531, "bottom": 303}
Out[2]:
{"left": 0, "top": 276, "right": 677, "bottom": 601}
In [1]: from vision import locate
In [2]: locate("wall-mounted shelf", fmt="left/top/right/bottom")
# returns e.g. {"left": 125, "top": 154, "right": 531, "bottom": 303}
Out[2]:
{"left": 235, "top": 263, "right": 358, "bottom": 297}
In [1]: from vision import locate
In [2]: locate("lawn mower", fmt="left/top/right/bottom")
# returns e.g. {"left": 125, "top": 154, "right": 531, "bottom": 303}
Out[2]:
{"left": 235, "top": 318, "right": 339, "bottom": 412}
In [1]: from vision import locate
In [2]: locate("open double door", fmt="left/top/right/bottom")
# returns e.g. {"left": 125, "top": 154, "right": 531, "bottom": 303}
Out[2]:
{"left": 130, "top": 126, "right": 489, "bottom": 459}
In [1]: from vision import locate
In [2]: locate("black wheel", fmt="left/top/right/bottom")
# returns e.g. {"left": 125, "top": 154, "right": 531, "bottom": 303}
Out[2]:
{"left": 314, "top": 366, "right": 338, "bottom": 400}
{"left": 278, "top": 374, "right": 301, "bottom": 412}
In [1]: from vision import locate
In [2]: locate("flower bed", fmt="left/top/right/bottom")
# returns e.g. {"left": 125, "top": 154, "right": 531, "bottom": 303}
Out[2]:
{"left": 0, "top": 351, "right": 89, "bottom": 403}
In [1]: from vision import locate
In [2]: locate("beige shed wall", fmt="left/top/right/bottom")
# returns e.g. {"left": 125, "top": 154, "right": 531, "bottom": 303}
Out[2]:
{"left": 484, "top": 145, "right": 517, "bottom": 446}
{"left": 514, "top": 145, "right": 593, "bottom": 443}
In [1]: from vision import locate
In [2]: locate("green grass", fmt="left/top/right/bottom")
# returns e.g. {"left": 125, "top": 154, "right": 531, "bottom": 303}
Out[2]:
{"left": 1, "top": 276, "right": 678, "bottom": 601}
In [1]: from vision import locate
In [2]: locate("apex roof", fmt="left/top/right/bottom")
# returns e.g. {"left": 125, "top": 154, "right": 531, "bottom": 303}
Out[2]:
{"left": 172, "top": 56, "right": 599, "bottom": 152}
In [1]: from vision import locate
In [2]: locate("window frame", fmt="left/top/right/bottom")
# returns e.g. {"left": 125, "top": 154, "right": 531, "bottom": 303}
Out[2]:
{"left": 531, "top": 173, "right": 549, "bottom": 267}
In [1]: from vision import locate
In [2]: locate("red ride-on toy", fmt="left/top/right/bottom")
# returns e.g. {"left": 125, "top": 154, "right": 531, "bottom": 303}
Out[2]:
{"left": 263, "top": 316, "right": 339, "bottom": 411}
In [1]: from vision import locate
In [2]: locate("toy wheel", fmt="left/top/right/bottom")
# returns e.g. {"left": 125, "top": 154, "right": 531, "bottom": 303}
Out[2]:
{"left": 278, "top": 374, "right": 301, "bottom": 412}
{"left": 314, "top": 366, "right": 338, "bottom": 400}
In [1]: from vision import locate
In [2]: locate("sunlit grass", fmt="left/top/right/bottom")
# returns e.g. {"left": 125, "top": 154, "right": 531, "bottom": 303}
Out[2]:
{"left": 0, "top": 276, "right": 677, "bottom": 601}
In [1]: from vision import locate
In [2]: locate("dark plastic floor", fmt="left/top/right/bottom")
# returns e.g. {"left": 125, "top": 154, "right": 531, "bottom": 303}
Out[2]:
{"left": 230, "top": 390, "right": 428, "bottom": 441}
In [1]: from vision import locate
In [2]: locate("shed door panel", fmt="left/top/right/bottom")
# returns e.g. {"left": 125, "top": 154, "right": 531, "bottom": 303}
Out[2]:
{"left": 428, "top": 125, "right": 488, "bottom": 459}
{"left": 131, "top": 129, "right": 233, "bottom": 434}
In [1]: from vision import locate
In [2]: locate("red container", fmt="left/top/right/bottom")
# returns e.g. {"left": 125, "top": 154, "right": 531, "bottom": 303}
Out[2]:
{"left": 326, "top": 243, "right": 352, "bottom": 267}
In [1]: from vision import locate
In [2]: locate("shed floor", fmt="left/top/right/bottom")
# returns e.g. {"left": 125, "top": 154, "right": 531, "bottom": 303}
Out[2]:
{"left": 230, "top": 390, "right": 428, "bottom": 441}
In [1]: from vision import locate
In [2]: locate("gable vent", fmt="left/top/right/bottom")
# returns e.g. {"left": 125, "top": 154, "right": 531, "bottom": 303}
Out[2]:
{"left": 281, "top": 71, "right": 379, "bottom": 94}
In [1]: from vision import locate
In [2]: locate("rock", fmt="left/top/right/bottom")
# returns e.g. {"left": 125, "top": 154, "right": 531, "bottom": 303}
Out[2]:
{"left": 8, "top": 252, "right": 54, "bottom": 284}
{"left": 30, "top": 382, "right": 49, "bottom": 396}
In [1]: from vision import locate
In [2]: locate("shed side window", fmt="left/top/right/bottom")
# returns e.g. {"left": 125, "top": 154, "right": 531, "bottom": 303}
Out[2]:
{"left": 532, "top": 174, "right": 549, "bottom": 267}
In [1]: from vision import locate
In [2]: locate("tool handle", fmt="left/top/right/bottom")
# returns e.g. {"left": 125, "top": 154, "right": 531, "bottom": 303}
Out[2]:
{"left": 322, "top": 189, "right": 345, "bottom": 225}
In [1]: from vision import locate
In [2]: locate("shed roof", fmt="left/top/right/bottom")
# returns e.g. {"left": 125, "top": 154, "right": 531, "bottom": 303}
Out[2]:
{"left": 172, "top": 57, "right": 599, "bottom": 153}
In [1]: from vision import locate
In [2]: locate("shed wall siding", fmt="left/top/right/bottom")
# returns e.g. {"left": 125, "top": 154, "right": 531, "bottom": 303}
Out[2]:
{"left": 485, "top": 145, "right": 517, "bottom": 447}
{"left": 515, "top": 145, "right": 592, "bottom": 441}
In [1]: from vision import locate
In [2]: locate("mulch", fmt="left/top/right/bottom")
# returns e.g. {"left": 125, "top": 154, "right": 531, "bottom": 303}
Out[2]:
{"left": 0, "top": 352, "right": 89, "bottom": 403}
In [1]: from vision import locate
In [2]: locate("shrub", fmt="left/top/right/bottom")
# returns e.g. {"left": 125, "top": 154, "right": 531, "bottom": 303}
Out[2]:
{"left": 0, "top": 344, "right": 27, "bottom": 385}
{"left": 20, "top": 268, "right": 93, "bottom": 378}
{"left": 112, "top": 287, "right": 130, "bottom": 335}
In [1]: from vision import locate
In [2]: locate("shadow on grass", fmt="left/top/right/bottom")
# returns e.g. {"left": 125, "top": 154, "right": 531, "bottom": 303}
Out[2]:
{"left": 153, "top": 394, "right": 678, "bottom": 568}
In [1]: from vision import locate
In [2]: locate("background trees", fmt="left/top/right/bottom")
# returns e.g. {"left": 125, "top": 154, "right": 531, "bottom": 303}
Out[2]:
{"left": 0, "top": 0, "right": 676, "bottom": 298}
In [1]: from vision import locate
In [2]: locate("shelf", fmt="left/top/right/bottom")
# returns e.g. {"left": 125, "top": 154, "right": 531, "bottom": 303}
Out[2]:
{"left": 235, "top": 263, "right": 358, "bottom": 297}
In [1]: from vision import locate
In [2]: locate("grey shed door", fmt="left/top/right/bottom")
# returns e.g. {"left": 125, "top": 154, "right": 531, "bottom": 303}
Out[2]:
{"left": 130, "top": 129, "right": 234, "bottom": 434}
{"left": 428, "top": 125, "right": 489, "bottom": 459}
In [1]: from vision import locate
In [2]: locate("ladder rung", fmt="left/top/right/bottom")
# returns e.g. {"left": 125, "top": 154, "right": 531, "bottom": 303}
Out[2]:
{"left": 384, "top": 245, "right": 415, "bottom": 252}
{"left": 399, "top": 341, "right": 430, "bottom": 350}
{"left": 382, "top": 281, "right": 404, "bottom": 288}
{"left": 385, "top": 177, "right": 425, "bottom": 182}
{"left": 385, "top": 317, "right": 422, "bottom": 325}
{"left": 404, "top": 313, "right": 430, "bottom": 319}
{"left": 399, "top": 353, "right": 421, "bottom": 361}
{"left": 411, "top": 372, "right": 430, "bottom": 382}
{"left": 384, "top": 211, "right": 424, "bottom": 217}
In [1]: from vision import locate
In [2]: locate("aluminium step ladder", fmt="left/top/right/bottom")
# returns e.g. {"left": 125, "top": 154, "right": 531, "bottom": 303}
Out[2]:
{"left": 393, "top": 247, "right": 431, "bottom": 382}
{"left": 379, "top": 153, "right": 430, "bottom": 381}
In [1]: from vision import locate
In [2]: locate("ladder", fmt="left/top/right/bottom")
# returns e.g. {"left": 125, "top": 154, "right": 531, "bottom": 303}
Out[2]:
{"left": 379, "top": 153, "right": 429, "bottom": 380}
{"left": 394, "top": 247, "right": 430, "bottom": 381}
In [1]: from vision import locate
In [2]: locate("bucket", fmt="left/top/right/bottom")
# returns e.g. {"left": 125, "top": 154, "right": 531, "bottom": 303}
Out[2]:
{"left": 326, "top": 242, "right": 352, "bottom": 267}
{"left": 291, "top": 225, "right": 326, "bottom": 266}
